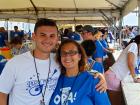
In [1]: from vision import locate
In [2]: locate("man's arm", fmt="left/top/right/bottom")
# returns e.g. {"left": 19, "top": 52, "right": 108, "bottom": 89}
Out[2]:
{"left": 0, "top": 92, "right": 8, "bottom": 105}
{"left": 95, "top": 58, "right": 103, "bottom": 63}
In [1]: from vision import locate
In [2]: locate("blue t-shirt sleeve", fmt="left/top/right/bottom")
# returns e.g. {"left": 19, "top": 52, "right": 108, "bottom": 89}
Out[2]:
{"left": 90, "top": 78, "right": 111, "bottom": 105}
{"left": 92, "top": 62, "right": 104, "bottom": 73}
{"left": 93, "top": 41, "right": 104, "bottom": 59}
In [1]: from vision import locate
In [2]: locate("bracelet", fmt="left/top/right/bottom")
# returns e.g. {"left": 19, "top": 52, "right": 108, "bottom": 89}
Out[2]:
{"left": 88, "top": 69, "right": 99, "bottom": 75}
{"left": 133, "top": 74, "right": 140, "bottom": 80}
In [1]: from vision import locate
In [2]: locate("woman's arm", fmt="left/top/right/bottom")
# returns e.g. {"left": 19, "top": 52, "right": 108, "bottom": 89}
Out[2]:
{"left": 0, "top": 92, "right": 8, "bottom": 105}
{"left": 127, "top": 52, "right": 135, "bottom": 78}
{"left": 127, "top": 52, "right": 140, "bottom": 82}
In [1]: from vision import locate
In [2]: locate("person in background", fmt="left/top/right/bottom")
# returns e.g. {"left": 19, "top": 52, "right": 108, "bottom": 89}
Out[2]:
{"left": 10, "top": 37, "right": 30, "bottom": 56}
{"left": 81, "top": 25, "right": 104, "bottom": 63}
{"left": 105, "top": 35, "right": 140, "bottom": 92}
{"left": 81, "top": 40, "right": 104, "bottom": 73}
{"left": 0, "top": 18, "right": 107, "bottom": 105}
{"left": 132, "top": 27, "right": 138, "bottom": 36}
{"left": 108, "top": 31, "right": 115, "bottom": 43}
{"left": 23, "top": 34, "right": 30, "bottom": 43}
{"left": 75, "top": 25, "right": 83, "bottom": 42}
{"left": 49, "top": 39, "right": 111, "bottom": 105}
{"left": 100, "top": 29, "right": 115, "bottom": 71}
{"left": 67, "top": 32, "right": 81, "bottom": 41}
{"left": 0, "top": 27, "right": 7, "bottom": 47}
{"left": 10, "top": 26, "right": 24, "bottom": 41}
{"left": 100, "top": 29, "right": 114, "bottom": 55}
{"left": 0, "top": 55, "right": 7, "bottom": 75}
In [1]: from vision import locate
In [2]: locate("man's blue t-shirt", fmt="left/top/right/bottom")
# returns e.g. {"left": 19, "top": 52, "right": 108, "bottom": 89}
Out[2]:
{"left": 88, "top": 58, "right": 104, "bottom": 73}
{"left": 0, "top": 32, "right": 6, "bottom": 47}
{"left": 100, "top": 39, "right": 108, "bottom": 56}
{"left": 100, "top": 39, "right": 108, "bottom": 49}
{"left": 68, "top": 32, "right": 81, "bottom": 41}
{"left": 10, "top": 31, "right": 24, "bottom": 40}
{"left": 49, "top": 71, "right": 110, "bottom": 105}
{"left": 93, "top": 40, "right": 104, "bottom": 60}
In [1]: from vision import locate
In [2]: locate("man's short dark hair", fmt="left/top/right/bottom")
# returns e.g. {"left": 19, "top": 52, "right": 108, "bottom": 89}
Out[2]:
{"left": 34, "top": 18, "right": 58, "bottom": 32}
{"left": 75, "top": 25, "right": 83, "bottom": 32}
{"left": 14, "top": 26, "right": 18, "bottom": 29}
{"left": 82, "top": 25, "right": 98, "bottom": 35}
{"left": 10, "top": 36, "right": 22, "bottom": 45}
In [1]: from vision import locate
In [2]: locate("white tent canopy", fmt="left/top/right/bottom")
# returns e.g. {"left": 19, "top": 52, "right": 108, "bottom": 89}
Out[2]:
{"left": 0, "top": 0, "right": 138, "bottom": 25}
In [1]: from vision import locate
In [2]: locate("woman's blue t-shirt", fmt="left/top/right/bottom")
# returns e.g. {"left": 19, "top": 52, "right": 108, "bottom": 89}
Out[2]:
{"left": 49, "top": 71, "right": 110, "bottom": 105}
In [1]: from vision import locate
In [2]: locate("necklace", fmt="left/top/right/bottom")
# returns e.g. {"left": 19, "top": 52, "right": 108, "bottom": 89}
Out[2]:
{"left": 33, "top": 50, "right": 51, "bottom": 105}
{"left": 61, "top": 72, "right": 80, "bottom": 105}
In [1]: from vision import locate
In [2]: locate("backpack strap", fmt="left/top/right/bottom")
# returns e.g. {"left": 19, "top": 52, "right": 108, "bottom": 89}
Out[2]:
{"left": 88, "top": 59, "right": 96, "bottom": 71}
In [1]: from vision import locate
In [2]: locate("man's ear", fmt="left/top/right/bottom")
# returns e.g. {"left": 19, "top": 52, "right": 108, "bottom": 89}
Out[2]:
{"left": 32, "top": 33, "right": 35, "bottom": 41}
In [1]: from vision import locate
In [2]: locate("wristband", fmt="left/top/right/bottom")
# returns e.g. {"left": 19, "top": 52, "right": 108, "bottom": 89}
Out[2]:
{"left": 88, "top": 69, "right": 99, "bottom": 75}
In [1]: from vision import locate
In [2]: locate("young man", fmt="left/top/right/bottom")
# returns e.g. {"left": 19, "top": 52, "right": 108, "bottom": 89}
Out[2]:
{"left": 81, "top": 25, "right": 104, "bottom": 63}
{"left": 0, "top": 19, "right": 106, "bottom": 105}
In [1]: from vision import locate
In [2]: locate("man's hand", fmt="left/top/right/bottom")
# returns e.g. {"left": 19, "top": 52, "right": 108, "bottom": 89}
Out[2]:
{"left": 94, "top": 73, "right": 107, "bottom": 93}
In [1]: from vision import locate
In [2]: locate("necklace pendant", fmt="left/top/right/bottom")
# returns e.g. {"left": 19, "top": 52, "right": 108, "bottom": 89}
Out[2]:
{"left": 40, "top": 100, "right": 45, "bottom": 105}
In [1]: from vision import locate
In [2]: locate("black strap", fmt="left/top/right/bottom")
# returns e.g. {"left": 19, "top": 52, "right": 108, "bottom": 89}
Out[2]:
{"left": 33, "top": 50, "right": 51, "bottom": 102}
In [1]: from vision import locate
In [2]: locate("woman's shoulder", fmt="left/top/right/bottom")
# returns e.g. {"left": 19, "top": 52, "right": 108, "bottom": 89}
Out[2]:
{"left": 126, "top": 42, "right": 137, "bottom": 49}
{"left": 129, "top": 42, "right": 137, "bottom": 47}
{"left": 127, "top": 42, "right": 138, "bottom": 51}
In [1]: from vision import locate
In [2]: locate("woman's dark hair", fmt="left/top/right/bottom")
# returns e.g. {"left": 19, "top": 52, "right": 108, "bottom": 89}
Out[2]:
{"left": 10, "top": 36, "right": 22, "bottom": 45}
{"left": 34, "top": 18, "right": 58, "bottom": 33}
{"left": 127, "top": 35, "right": 140, "bottom": 56}
{"left": 81, "top": 40, "right": 96, "bottom": 57}
{"left": 128, "top": 35, "right": 140, "bottom": 45}
{"left": 75, "top": 25, "right": 83, "bottom": 33}
{"left": 56, "top": 39, "right": 87, "bottom": 75}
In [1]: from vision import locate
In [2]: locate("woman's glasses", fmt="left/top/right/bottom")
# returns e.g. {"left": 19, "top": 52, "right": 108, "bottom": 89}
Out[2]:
{"left": 61, "top": 50, "right": 79, "bottom": 57}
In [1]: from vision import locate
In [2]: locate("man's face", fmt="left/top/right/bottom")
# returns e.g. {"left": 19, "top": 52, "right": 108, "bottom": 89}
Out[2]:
{"left": 14, "top": 27, "right": 18, "bottom": 31}
{"left": 81, "top": 31, "right": 94, "bottom": 40}
{"left": 32, "top": 26, "right": 58, "bottom": 54}
{"left": 95, "top": 31, "right": 102, "bottom": 40}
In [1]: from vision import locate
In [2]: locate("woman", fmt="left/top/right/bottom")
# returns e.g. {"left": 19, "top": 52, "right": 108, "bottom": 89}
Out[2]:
{"left": 105, "top": 35, "right": 140, "bottom": 91}
{"left": 81, "top": 40, "right": 104, "bottom": 73}
{"left": 49, "top": 39, "right": 110, "bottom": 105}
{"left": 10, "top": 37, "right": 30, "bottom": 56}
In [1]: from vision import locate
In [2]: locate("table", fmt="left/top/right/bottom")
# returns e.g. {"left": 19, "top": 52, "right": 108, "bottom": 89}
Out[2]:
{"left": 121, "top": 76, "right": 140, "bottom": 105}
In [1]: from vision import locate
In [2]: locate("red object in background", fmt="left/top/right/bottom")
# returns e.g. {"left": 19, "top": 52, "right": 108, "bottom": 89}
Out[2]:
{"left": 0, "top": 47, "right": 12, "bottom": 59}
{"left": 0, "top": 47, "right": 10, "bottom": 51}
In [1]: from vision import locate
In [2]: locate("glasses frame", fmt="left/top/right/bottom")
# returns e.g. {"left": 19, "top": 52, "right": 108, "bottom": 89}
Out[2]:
{"left": 61, "top": 50, "right": 79, "bottom": 57}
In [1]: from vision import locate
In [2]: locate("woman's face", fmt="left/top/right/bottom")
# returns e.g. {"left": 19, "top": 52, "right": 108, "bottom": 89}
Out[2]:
{"left": 60, "top": 43, "right": 81, "bottom": 71}
{"left": 95, "top": 31, "right": 102, "bottom": 40}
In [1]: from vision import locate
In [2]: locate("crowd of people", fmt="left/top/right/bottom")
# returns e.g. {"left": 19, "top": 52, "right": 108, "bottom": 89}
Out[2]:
{"left": 0, "top": 26, "right": 31, "bottom": 57}
{"left": 0, "top": 18, "right": 108, "bottom": 105}
{"left": 0, "top": 18, "right": 140, "bottom": 105}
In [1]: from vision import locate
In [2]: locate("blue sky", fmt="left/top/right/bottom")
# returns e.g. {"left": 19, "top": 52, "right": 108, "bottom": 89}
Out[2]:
{"left": 123, "top": 12, "right": 138, "bottom": 26}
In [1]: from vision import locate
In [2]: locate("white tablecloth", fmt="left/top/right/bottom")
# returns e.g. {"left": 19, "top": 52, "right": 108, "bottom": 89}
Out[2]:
{"left": 121, "top": 76, "right": 140, "bottom": 105}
